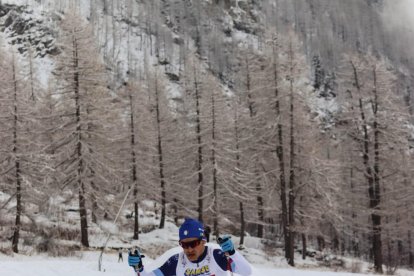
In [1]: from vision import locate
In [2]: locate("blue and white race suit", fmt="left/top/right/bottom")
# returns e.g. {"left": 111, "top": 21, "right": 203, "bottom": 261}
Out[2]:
{"left": 134, "top": 246, "right": 252, "bottom": 276}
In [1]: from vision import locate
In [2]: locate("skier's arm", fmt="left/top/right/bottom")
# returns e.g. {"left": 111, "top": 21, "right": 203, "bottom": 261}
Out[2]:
{"left": 228, "top": 250, "right": 253, "bottom": 276}
{"left": 128, "top": 251, "right": 179, "bottom": 276}
{"left": 216, "top": 235, "right": 252, "bottom": 276}
{"left": 213, "top": 249, "right": 253, "bottom": 276}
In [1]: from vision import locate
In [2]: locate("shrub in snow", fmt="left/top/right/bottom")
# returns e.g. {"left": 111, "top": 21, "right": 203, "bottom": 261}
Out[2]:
{"left": 36, "top": 235, "right": 80, "bottom": 257}
{"left": 0, "top": 245, "right": 13, "bottom": 255}
{"left": 350, "top": 261, "right": 363, "bottom": 273}
{"left": 36, "top": 235, "right": 54, "bottom": 253}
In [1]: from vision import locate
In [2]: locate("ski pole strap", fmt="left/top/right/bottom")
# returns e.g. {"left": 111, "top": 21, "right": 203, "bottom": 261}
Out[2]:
{"left": 225, "top": 252, "right": 234, "bottom": 274}
{"left": 134, "top": 264, "right": 144, "bottom": 275}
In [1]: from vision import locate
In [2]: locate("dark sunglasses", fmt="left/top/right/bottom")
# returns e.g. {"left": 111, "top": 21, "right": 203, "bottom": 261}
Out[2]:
{"left": 179, "top": 239, "right": 202, "bottom": 249}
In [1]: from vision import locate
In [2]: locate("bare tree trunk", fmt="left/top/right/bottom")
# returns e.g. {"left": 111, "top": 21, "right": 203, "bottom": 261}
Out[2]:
{"left": 128, "top": 91, "right": 139, "bottom": 240}
{"left": 194, "top": 68, "right": 204, "bottom": 222}
{"left": 11, "top": 60, "right": 22, "bottom": 253}
{"left": 211, "top": 91, "right": 219, "bottom": 236}
{"left": 302, "top": 233, "right": 307, "bottom": 260}
{"left": 91, "top": 191, "right": 98, "bottom": 223}
{"left": 239, "top": 202, "right": 245, "bottom": 245}
{"left": 371, "top": 67, "right": 383, "bottom": 273}
{"left": 245, "top": 57, "right": 264, "bottom": 238}
{"left": 233, "top": 101, "right": 245, "bottom": 246}
{"left": 408, "top": 231, "right": 414, "bottom": 268}
{"left": 154, "top": 79, "right": 166, "bottom": 229}
{"left": 86, "top": 104, "right": 98, "bottom": 224}
{"left": 73, "top": 37, "right": 89, "bottom": 248}
{"left": 317, "top": 236, "right": 325, "bottom": 251}
{"left": 90, "top": 172, "right": 98, "bottom": 224}
{"left": 349, "top": 165, "right": 360, "bottom": 257}
{"left": 272, "top": 42, "right": 289, "bottom": 262}
{"left": 350, "top": 61, "right": 382, "bottom": 273}
{"left": 78, "top": 181, "right": 89, "bottom": 247}
{"left": 287, "top": 40, "right": 296, "bottom": 266}
{"left": 173, "top": 198, "right": 179, "bottom": 225}
{"left": 28, "top": 47, "right": 36, "bottom": 102}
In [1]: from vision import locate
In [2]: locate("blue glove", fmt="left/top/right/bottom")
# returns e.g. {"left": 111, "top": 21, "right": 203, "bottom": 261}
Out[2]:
{"left": 218, "top": 235, "right": 235, "bottom": 255}
{"left": 128, "top": 249, "right": 144, "bottom": 272}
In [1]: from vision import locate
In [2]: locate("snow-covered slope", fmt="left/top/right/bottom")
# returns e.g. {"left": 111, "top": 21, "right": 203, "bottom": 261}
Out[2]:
{"left": 2, "top": 246, "right": 414, "bottom": 276}
{"left": 0, "top": 252, "right": 372, "bottom": 276}
{"left": 2, "top": 219, "right": 414, "bottom": 276}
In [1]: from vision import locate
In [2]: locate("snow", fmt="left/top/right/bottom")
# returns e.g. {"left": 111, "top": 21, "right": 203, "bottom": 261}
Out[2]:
{"left": 0, "top": 250, "right": 373, "bottom": 276}
{"left": 2, "top": 224, "right": 414, "bottom": 276}
{"left": 2, "top": 192, "right": 414, "bottom": 275}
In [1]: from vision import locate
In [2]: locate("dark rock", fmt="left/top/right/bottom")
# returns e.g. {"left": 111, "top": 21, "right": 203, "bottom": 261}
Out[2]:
{"left": 4, "top": 14, "right": 13, "bottom": 28}
{"left": 165, "top": 72, "right": 180, "bottom": 82}
{"left": 159, "top": 58, "right": 170, "bottom": 65}
{"left": 1, "top": 6, "right": 58, "bottom": 59}
{"left": 173, "top": 36, "right": 184, "bottom": 45}
{"left": 43, "top": 39, "right": 54, "bottom": 48}
{"left": 223, "top": 27, "right": 232, "bottom": 37}
{"left": 13, "top": 19, "right": 27, "bottom": 35}
{"left": 0, "top": 4, "right": 14, "bottom": 17}
{"left": 233, "top": 20, "right": 253, "bottom": 34}
{"left": 17, "top": 46, "right": 26, "bottom": 54}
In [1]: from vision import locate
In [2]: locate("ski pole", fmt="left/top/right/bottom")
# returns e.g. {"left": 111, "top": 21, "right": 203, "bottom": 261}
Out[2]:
{"left": 98, "top": 187, "right": 132, "bottom": 271}
{"left": 225, "top": 252, "right": 234, "bottom": 276}
{"left": 218, "top": 236, "right": 234, "bottom": 276}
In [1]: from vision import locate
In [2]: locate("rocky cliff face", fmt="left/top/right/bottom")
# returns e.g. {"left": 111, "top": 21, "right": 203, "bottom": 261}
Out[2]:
{"left": 0, "top": 0, "right": 412, "bottom": 91}
{"left": 156, "top": 0, "right": 412, "bottom": 88}
{"left": 0, "top": 3, "right": 58, "bottom": 57}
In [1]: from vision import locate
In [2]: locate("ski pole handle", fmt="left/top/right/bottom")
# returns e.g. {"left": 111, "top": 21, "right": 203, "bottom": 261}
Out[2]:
{"left": 218, "top": 236, "right": 234, "bottom": 275}
{"left": 217, "top": 236, "right": 229, "bottom": 244}
{"left": 128, "top": 248, "right": 145, "bottom": 275}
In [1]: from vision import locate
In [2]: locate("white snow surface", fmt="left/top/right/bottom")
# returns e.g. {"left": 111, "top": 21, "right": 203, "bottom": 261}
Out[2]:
{"left": 0, "top": 250, "right": 372, "bottom": 276}
{"left": 2, "top": 225, "right": 414, "bottom": 276}
{"left": 1, "top": 198, "right": 414, "bottom": 276}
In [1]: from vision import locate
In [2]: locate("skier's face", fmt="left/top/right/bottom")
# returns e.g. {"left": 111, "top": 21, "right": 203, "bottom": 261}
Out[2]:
{"left": 180, "top": 238, "right": 206, "bottom": 261}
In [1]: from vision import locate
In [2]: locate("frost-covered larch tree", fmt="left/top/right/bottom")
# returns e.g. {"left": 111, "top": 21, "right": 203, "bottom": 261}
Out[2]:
{"left": 51, "top": 12, "right": 118, "bottom": 247}
{"left": 338, "top": 52, "right": 412, "bottom": 273}
{"left": 0, "top": 48, "right": 45, "bottom": 253}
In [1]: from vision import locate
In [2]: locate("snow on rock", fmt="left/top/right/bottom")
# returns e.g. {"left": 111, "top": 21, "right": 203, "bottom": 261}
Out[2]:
{"left": 0, "top": 3, "right": 59, "bottom": 57}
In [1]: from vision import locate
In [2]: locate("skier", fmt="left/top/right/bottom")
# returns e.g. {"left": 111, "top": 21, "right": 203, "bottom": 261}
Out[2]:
{"left": 204, "top": 225, "right": 211, "bottom": 242}
{"left": 118, "top": 248, "right": 124, "bottom": 262}
{"left": 128, "top": 218, "right": 252, "bottom": 276}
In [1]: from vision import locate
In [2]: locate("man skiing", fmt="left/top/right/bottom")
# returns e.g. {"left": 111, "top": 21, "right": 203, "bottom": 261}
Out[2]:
{"left": 128, "top": 218, "right": 252, "bottom": 276}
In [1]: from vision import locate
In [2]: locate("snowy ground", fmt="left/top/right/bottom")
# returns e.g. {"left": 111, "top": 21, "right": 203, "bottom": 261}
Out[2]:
{"left": 2, "top": 221, "right": 414, "bottom": 275}
{"left": 0, "top": 251, "right": 369, "bottom": 276}
{"left": 2, "top": 248, "right": 414, "bottom": 276}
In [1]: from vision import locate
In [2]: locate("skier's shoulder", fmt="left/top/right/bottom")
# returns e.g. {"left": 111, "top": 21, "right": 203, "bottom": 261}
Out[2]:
{"left": 212, "top": 248, "right": 228, "bottom": 271}
{"left": 164, "top": 252, "right": 180, "bottom": 266}
{"left": 158, "top": 252, "right": 180, "bottom": 274}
